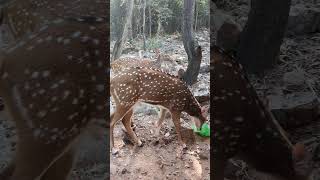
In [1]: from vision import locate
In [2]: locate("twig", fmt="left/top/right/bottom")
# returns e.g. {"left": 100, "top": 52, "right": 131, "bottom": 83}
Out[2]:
{"left": 306, "top": 80, "right": 320, "bottom": 103}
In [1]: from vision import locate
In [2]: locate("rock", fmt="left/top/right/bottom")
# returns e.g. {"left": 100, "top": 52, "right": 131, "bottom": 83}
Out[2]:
{"left": 282, "top": 69, "right": 306, "bottom": 88}
{"left": 287, "top": 4, "right": 320, "bottom": 35}
{"left": 164, "top": 132, "right": 170, "bottom": 137}
{"left": 121, "top": 168, "right": 129, "bottom": 174}
{"left": 199, "top": 152, "right": 209, "bottom": 160}
{"left": 199, "top": 65, "right": 210, "bottom": 73}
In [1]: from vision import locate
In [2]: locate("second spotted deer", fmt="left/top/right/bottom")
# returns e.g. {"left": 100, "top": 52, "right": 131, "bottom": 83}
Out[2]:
{"left": 110, "top": 67, "right": 207, "bottom": 154}
{"left": 110, "top": 49, "right": 174, "bottom": 74}
{"left": 212, "top": 45, "right": 310, "bottom": 180}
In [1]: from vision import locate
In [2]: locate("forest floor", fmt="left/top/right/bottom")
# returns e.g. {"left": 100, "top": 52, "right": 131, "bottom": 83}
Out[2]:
{"left": 110, "top": 30, "right": 210, "bottom": 179}
{"left": 214, "top": 0, "right": 320, "bottom": 179}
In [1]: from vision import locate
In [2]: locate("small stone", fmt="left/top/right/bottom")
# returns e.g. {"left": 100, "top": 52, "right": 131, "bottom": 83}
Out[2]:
{"left": 164, "top": 132, "right": 170, "bottom": 137}
{"left": 121, "top": 168, "right": 128, "bottom": 174}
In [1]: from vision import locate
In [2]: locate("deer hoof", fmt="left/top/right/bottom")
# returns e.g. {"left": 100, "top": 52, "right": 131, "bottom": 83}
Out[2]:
{"left": 111, "top": 147, "right": 119, "bottom": 155}
{"left": 137, "top": 140, "right": 144, "bottom": 147}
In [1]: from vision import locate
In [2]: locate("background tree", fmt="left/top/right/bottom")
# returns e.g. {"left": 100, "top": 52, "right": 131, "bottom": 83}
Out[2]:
{"left": 181, "top": 0, "right": 202, "bottom": 85}
{"left": 110, "top": 0, "right": 209, "bottom": 55}
{"left": 148, "top": 0, "right": 152, "bottom": 37}
{"left": 112, "top": 0, "right": 134, "bottom": 61}
{"left": 237, "top": 0, "right": 292, "bottom": 74}
{"left": 142, "top": 0, "right": 147, "bottom": 50}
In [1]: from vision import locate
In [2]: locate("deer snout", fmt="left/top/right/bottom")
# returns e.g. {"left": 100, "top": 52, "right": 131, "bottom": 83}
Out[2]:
{"left": 193, "top": 113, "right": 207, "bottom": 129}
{"left": 199, "top": 106, "right": 209, "bottom": 127}
{"left": 192, "top": 117, "right": 202, "bottom": 129}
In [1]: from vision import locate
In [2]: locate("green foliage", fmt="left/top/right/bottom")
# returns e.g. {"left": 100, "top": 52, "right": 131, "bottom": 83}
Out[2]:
{"left": 151, "top": 0, "right": 173, "bottom": 25}
{"left": 110, "top": 0, "right": 128, "bottom": 40}
{"left": 146, "top": 37, "right": 163, "bottom": 50}
{"left": 111, "top": 0, "right": 210, "bottom": 40}
{"left": 196, "top": 0, "right": 210, "bottom": 27}
{"left": 150, "top": 0, "right": 209, "bottom": 33}
{"left": 131, "top": 37, "right": 163, "bottom": 50}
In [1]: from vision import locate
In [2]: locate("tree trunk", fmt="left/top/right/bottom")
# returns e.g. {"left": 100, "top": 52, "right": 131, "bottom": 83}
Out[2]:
{"left": 237, "top": 0, "right": 291, "bottom": 74}
{"left": 148, "top": 0, "right": 152, "bottom": 38}
{"left": 142, "top": 0, "right": 146, "bottom": 51}
{"left": 194, "top": 0, "right": 198, "bottom": 32}
{"left": 132, "top": 9, "right": 137, "bottom": 39}
{"left": 156, "top": 18, "right": 162, "bottom": 37}
{"left": 182, "top": 0, "right": 202, "bottom": 85}
{"left": 112, "top": 0, "right": 123, "bottom": 40}
{"left": 112, "top": 0, "right": 134, "bottom": 61}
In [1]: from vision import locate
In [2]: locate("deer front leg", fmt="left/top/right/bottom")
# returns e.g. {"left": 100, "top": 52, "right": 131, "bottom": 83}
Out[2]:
{"left": 41, "top": 147, "right": 75, "bottom": 180}
{"left": 170, "top": 110, "right": 184, "bottom": 144}
{"left": 170, "top": 110, "right": 187, "bottom": 157}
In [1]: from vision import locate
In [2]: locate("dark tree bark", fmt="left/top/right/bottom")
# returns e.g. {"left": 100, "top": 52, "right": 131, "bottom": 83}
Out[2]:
{"left": 112, "top": 0, "right": 134, "bottom": 61}
{"left": 237, "top": 0, "right": 291, "bottom": 74}
{"left": 182, "top": 0, "right": 202, "bottom": 85}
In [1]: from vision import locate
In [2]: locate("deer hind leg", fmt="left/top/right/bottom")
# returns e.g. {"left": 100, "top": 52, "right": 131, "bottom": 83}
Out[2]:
{"left": 41, "top": 147, "right": 75, "bottom": 180}
{"left": 121, "top": 109, "right": 142, "bottom": 146}
{"left": 154, "top": 107, "right": 168, "bottom": 136}
{"left": 0, "top": 161, "right": 14, "bottom": 180}
{"left": 110, "top": 105, "right": 131, "bottom": 150}
{"left": 212, "top": 153, "right": 227, "bottom": 180}
{"left": 10, "top": 135, "right": 74, "bottom": 180}
{"left": 0, "top": 144, "right": 75, "bottom": 180}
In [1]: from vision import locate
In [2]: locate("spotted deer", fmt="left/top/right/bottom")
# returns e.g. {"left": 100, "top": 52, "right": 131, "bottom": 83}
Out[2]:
{"left": 110, "top": 67, "right": 207, "bottom": 154}
{"left": 110, "top": 49, "right": 173, "bottom": 74}
{"left": 212, "top": 45, "right": 310, "bottom": 180}
{"left": 0, "top": 2, "right": 107, "bottom": 180}
{"left": 110, "top": 50, "right": 174, "bottom": 132}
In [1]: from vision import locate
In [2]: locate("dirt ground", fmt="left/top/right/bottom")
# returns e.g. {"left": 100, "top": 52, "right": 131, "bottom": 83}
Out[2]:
{"left": 110, "top": 109, "right": 210, "bottom": 180}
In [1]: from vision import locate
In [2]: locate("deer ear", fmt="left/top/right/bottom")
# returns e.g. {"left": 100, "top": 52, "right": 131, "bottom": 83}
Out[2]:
{"left": 178, "top": 68, "right": 185, "bottom": 79}
{"left": 292, "top": 142, "right": 306, "bottom": 162}
{"left": 155, "top": 48, "right": 160, "bottom": 55}
{"left": 261, "top": 97, "right": 270, "bottom": 108}
{"left": 154, "top": 49, "right": 161, "bottom": 59}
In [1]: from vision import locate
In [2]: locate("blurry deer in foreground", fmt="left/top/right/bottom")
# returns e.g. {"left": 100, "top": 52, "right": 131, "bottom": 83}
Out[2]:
{"left": 110, "top": 67, "right": 208, "bottom": 155}
{"left": 0, "top": 0, "right": 107, "bottom": 43}
{"left": 0, "top": 1, "right": 107, "bottom": 179}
